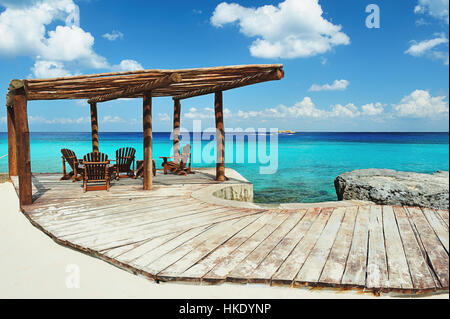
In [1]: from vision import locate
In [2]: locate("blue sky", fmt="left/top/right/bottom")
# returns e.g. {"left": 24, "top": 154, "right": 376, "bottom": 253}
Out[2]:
{"left": 0, "top": 0, "right": 448, "bottom": 132}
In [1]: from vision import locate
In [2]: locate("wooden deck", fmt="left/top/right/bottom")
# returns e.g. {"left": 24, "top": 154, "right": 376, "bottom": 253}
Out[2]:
{"left": 12, "top": 171, "right": 449, "bottom": 295}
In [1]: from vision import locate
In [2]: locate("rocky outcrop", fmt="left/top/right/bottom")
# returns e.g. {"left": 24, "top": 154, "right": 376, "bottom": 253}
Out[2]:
{"left": 335, "top": 169, "right": 449, "bottom": 210}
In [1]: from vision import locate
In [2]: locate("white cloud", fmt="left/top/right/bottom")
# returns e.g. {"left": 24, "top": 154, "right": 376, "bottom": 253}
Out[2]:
{"left": 0, "top": 116, "right": 6, "bottom": 124}
{"left": 362, "top": 103, "right": 384, "bottom": 116}
{"left": 0, "top": 0, "right": 142, "bottom": 77}
{"left": 31, "top": 60, "right": 72, "bottom": 78}
{"left": 414, "top": 0, "right": 449, "bottom": 24}
{"left": 184, "top": 107, "right": 231, "bottom": 120}
{"left": 102, "top": 30, "right": 124, "bottom": 41}
{"left": 0, "top": 1, "right": 93, "bottom": 60}
{"left": 405, "top": 35, "right": 448, "bottom": 56}
{"left": 233, "top": 97, "right": 365, "bottom": 120}
{"left": 185, "top": 107, "right": 215, "bottom": 120}
{"left": 42, "top": 25, "right": 108, "bottom": 68}
{"left": 393, "top": 90, "right": 449, "bottom": 117}
{"left": 111, "top": 59, "right": 143, "bottom": 72}
{"left": 233, "top": 92, "right": 446, "bottom": 121}
{"left": 158, "top": 113, "right": 170, "bottom": 121}
{"left": 28, "top": 115, "right": 90, "bottom": 124}
{"left": 211, "top": 0, "right": 350, "bottom": 59}
{"left": 330, "top": 103, "right": 360, "bottom": 118}
{"left": 405, "top": 34, "right": 449, "bottom": 65}
{"left": 103, "top": 115, "right": 125, "bottom": 123}
{"left": 308, "top": 79, "right": 349, "bottom": 92}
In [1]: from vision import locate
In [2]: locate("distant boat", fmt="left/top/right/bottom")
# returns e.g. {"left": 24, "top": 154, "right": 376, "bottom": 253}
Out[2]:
{"left": 278, "top": 130, "right": 296, "bottom": 135}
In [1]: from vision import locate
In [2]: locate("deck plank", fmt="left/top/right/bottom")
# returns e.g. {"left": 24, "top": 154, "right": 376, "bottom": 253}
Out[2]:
{"left": 436, "top": 210, "right": 449, "bottom": 228}
{"left": 271, "top": 208, "right": 333, "bottom": 286}
{"left": 366, "top": 205, "right": 389, "bottom": 289}
{"left": 392, "top": 207, "right": 436, "bottom": 290}
{"left": 406, "top": 207, "right": 449, "bottom": 288}
{"left": 249, "top": 208, "right": 316, "bottom": 283}
{"left": 421, "top": 208, "right": 449, "bottom": 253}
{"left": 203, "top": 212, "right": 289, "bottom": 283}
{"left": 294, "top": 207, "right": 345, "bottom": 285}
{"left": 341, "top": 205, "right": 370, "bottom": 287}
{"left": 106, "top": 231, "right": 184, "bottom": 260}
{"left": 52, "top": 202, "right": 215, "bottom": 238}
{"left": 226, "top": 211, "right": 304, "bottom": 283}
{"left": 319, "top": 206, "right": 358, "bottom": 286}
{"left": 156, "top": 214, "right": 264, "bottom": 280}
{"left": 69, "top": 207, "right": 258, "bottom": 251}
{"left": 130, "top": 226, "right": 214, "bottom": 270}
{"left": 180, "top": 212, "right": 276, "bottom": 281}
{"left": 382, "top": 206, "right": 414, "bottom": 290}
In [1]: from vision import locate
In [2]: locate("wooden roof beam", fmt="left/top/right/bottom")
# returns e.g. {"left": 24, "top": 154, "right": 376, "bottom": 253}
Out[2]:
{"left": 88, "top": 73, "right": 182, "bottom": 104}
{"left": 6, "top": 79, "right": 26, "bottom": 107}
{"left": 172, "top": 68, "right": 284, "bottom": 100}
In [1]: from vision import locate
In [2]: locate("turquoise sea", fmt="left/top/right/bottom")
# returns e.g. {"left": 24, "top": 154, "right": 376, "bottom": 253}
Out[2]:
{"left": 0, "top": 132, "right": 448, "bottom": 203}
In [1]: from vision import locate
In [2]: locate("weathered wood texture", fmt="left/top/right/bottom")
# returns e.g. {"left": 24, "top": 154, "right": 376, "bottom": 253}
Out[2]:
{"left": 8, "top": 65, "right": 284, "bottom": 102}
{"left": 13, "top": 93, "right": 32, "bottom": 206}
{"left": 7, "top": 106, "right": 17, "bottom": 177}
{"left": 89, "top": 102, "right": 99, "bottom": 153}
{"left": 173, "top": 68, "right": 284, "bottom": 100}
{"left": 143, "top": 91, "right": 153, "bottom": 190}
{"left": 173, "top": 99, "right": 181, "bottom": 156}
{"left": 214, "top": 91, "right": 226, "bottom": 182}
{"left": 13, "top": 174, "right": 449, "bottom": 295}
{"left": 87, "top": 73, "right": 182, "bottom": 103}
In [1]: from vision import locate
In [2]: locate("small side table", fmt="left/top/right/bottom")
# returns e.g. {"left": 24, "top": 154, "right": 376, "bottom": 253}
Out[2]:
{"left": 134, "top": 160, "right": 156, "bottom": 178}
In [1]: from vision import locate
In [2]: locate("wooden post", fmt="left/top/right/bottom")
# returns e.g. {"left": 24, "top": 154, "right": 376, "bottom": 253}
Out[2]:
{"left": 143, "top": 91, "right": 153, "bottom": 190}
{"left": 214, "top": 91, "right": 226, "bottom": 182}
{"left": 7, "top": 106, "right": 17, "bottom": 178}
{"left": 173, "top": 99, "right": 181, "bottom": 156}
{"left": 90, "top": 102, "right": 99, "bottom": 153}
{"left": 14, "top": 92, "right": 32, "bottom": 206}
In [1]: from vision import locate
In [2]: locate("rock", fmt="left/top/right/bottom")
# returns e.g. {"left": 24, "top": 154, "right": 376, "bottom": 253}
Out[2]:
{"left": 334, "top": 169, "right": 449, "bottom": 210}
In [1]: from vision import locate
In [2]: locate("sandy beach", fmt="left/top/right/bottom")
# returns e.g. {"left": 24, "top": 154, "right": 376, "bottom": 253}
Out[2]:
{"left": 0, "top": 181, "right": 447, "bottom": 299}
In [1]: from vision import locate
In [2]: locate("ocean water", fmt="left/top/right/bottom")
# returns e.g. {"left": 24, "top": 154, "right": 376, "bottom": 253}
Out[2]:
{"left": 0, "top": 132, "right": 448, "bottom": 203}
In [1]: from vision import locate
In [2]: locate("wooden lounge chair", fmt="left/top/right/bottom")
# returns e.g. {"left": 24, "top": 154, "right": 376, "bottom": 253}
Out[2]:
{"left": 84, "top": 152, "right": 109, "bottom": 162}
{"left": 83, "top": 161, "right": 111, "bottom": 192}
{"left": 114, "top": 147, "right": 136, "bottom": 180}
{"left": 83, "top": 151, "right": 115, "bottom": 178}
{"left": 160, "top": 144, "right": 193, "bottom": 175}
{"left": 60, "top": 149, "right": 83, "bottom": 181}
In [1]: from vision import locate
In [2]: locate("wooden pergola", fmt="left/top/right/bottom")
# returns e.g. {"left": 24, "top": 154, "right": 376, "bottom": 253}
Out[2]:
{"left": 6, "top": 64, "right": 284, "bottom": 206}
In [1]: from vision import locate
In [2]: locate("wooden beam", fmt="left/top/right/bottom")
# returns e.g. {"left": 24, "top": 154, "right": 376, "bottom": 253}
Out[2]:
{"left": 173, "top": 99, "right": 181, "bottom": 156}
{"left": 13, "top": 91, "right": 32, "bottom": 206}
{"left": 6, "top": 92, "right": 14, "bottom": 107}
{"left": 9, "top": 79, "right": 25, "bottom": 90}
{"left": 143, "top": 91, "right": 153, "bottom": 190}
{"left": 25, "top": 64, "right": 283, "bottom": 84}
{"left": 7, "top": 106, "right": 17, "bottom": 178}
{"left": 215, "top": 91, "right": 226, "bottom": 182}
{"left": 90, "top": 102, "right": 99, "bottom": 153}
{"left": 88, "top": 73, "right": 182, "bottom": 104}
{"left": 173, "top": 69, "right": 284, "bottom": 100}
{"left": 6, "top": 80, "right": 26, "bottom": 107}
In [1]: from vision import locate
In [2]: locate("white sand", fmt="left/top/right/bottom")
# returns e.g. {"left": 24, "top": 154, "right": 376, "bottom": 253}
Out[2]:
{"left": 0, "top": 181, "right": 447, "bottom": 299}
